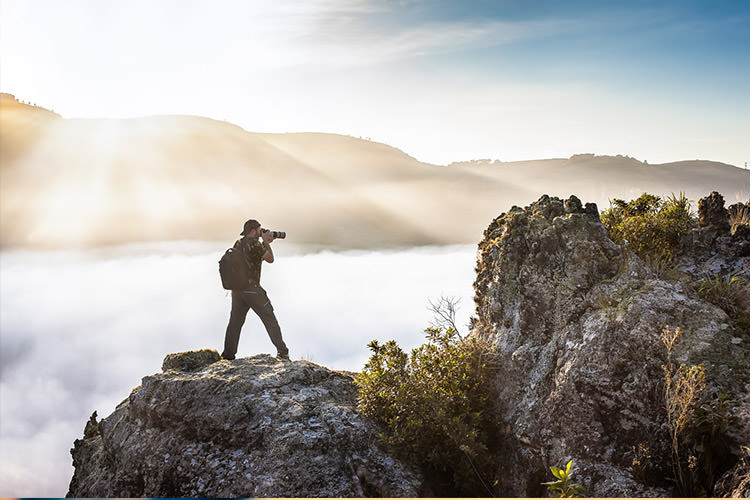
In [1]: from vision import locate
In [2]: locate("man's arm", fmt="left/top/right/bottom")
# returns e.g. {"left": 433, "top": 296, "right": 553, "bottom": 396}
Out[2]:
{"left": 261, "top": 232, "right": 275, "bottom": 263}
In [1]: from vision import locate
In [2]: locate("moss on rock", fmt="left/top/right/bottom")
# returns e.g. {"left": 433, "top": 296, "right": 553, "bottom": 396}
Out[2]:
{"left": 161, "top": 349, "right": 221, "bottom": 372}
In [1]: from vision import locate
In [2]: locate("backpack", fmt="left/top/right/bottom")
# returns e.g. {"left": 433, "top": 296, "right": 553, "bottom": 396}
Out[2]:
{"left": 219, "top": 239, "right": 249, "bottom": 290}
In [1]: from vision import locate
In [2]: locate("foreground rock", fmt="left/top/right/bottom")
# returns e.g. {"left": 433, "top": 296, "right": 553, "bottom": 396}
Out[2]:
{"left": 473, "top": 194, "right": 750, "bottom": 497}
{"left": 67, "top": 352, "right": 423, "bottom": 497}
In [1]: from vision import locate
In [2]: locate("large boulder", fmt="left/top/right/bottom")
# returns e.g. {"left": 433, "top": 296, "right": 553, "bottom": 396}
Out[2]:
{"left": 472, "top": 194, "right": 750, "bottom": 497}
{"left": 67, "top": 351, "right": 424, "bottom": 498}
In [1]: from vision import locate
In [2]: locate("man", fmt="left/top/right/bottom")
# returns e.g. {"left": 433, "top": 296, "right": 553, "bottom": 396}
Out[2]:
{"left": 221, "top": 219, "right": 290, "bottom": 361}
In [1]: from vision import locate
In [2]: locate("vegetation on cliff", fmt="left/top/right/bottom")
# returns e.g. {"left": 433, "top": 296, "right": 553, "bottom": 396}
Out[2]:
{"left": 355, "top": 327, "right": 501, "bottom": 496}
{"left": 601, "top": 192, "right": 694, "bottom": 262}
{"left": 357, "top": 192, "right": 748, "bottom": 497}
{"left": 601, "top": 191, "right": 749, "bottom": 334}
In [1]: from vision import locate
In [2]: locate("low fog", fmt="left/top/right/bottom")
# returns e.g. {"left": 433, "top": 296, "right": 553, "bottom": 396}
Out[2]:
{"left": 0, "top": 243, "right": 475, "bottom": 497}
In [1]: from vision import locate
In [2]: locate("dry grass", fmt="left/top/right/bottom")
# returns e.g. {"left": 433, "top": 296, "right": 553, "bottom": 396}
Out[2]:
{"left": 728, "top": 203, "right": 750, "bottom": 232}
{"left": 661, "top": 325, "right": 707, "bottom": 495}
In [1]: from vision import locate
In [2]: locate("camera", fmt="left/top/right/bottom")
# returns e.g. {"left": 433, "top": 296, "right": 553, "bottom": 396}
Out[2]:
{"left": 261, "top": 228, "right": 286, "bottom": 239}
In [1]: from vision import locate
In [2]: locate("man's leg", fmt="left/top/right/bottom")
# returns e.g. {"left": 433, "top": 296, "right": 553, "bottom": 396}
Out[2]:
{"left": 222, "top": 290, "right": 250, "bottom": 360}
{"left": 247, "top": 287, "right": 289, "bottom": 358}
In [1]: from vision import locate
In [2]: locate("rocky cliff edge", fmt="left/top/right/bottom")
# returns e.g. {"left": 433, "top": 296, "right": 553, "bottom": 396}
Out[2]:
{"left": 67, "top": 351, "right": 424, "bottom": 497}
{"left": 474, "top": 193, "right": 749, "bottom": 496}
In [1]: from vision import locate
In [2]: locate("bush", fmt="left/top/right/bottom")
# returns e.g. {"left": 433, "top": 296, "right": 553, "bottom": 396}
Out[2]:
{"left": 693, "top": 274, "right": 749, "bottom": 328}
{"left": 601, "top": 192, "right": 695, "bottom": 262}
{"left": 355, "top": 327, "right": 500, "bottom": 496}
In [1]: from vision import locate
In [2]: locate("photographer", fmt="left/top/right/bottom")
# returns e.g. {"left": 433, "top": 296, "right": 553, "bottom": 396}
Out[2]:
{"left": 221, "top": 219, "right": 290, "bottom": 361}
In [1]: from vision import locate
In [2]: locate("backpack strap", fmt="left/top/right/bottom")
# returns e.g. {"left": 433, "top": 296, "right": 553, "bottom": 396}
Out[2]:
{"left": 235, "top": 237, "right": 251, "bottom": 267}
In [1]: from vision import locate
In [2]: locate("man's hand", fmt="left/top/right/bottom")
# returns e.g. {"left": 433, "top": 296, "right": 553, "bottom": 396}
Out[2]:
{"left": 261, "top": 230, "right": 275, "bottom": 244}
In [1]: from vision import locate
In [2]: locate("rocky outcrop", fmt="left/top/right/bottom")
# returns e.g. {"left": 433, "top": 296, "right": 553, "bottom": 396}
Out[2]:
{"left": 67, "top": 352, "right": 423, "bottom": 498}
{"left": 473, "top": 194, "right": 750, "bottom": 497}
{"left": 699, "top": 191, "right": 732, "bottom": 231}
{"left": 676, "top": 191, "right": 750, "bottom": 278}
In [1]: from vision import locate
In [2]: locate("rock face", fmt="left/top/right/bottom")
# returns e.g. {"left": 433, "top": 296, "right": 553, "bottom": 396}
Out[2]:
{"left": 67, "top": 353, "right": 423, "bottom": 498}
{"left": 698, "top": 191, "right": 731, "bottom": 231}
{"left": 473, "top": 194, "right": 750, "bottom": 497}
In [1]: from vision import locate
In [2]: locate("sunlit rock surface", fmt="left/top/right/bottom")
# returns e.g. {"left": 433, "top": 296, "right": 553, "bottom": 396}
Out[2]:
{"left": 67, "top": 352, "right": 423, "bottom": 498}
{"left": 473, "top": 194, "right": 750, "bottom": 497}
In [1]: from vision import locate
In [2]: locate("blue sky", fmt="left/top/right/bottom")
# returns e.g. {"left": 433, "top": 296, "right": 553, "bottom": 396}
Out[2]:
{"left": 1, "top": 0, "right": 748, "bottom": 166}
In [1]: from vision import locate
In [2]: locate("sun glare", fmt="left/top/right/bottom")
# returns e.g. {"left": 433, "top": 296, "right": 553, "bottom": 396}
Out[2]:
{"left": 2, "top": 115, "right": 205, "bottom": 247}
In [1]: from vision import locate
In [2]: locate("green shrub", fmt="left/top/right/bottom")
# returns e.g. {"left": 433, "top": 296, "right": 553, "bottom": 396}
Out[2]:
{"left": 601, "top": 192, "right": 695, "bottom": 262}
{"left": 690, "top": 392, "right": 739, "bottom": 489}
{"left": 693, "top": 274, "right": 749, "bottom": 331}
{"left": 355, "top": 327, "right": 500, "bottom": 496}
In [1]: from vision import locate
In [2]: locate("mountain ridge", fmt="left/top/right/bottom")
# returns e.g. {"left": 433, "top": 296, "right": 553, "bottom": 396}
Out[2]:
{"left": 2, "top": 97, "right": 748, "bottom": 249}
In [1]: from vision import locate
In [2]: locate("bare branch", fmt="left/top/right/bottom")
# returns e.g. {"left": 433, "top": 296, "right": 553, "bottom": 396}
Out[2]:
{"left": 428, "top": 295, "right": 463, "bottom": 339}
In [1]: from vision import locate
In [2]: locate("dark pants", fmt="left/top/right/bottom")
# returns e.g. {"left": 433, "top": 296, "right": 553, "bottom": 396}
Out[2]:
{"left": 222, "top": 286, "right": 288, "bottom": 359}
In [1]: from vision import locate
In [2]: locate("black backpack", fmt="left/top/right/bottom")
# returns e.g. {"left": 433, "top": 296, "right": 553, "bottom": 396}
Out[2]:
{"left": 219, "top": 239, "right": 249, "bottom": 290}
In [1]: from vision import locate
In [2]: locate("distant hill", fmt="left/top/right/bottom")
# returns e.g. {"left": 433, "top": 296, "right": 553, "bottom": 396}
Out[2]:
{"left": 1, "top": 96, "right": 748, "bottom": 249}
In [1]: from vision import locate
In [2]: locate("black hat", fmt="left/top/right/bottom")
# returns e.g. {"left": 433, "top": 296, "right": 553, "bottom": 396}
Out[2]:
{"left": 240, "top": 219, "right": 260, "bottom": 235}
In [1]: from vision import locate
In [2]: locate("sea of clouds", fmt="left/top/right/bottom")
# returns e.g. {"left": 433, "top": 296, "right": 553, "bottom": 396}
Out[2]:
{"left": 0, "top": 242, "right": 476, "bottom": 497}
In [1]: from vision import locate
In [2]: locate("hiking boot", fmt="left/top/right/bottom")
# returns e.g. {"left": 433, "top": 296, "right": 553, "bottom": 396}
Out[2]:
{"left": 277, "top": 352, "right": 290, "bottom": 361}
{"left": 221, "top": 353, "right": 235, "bottom": 361}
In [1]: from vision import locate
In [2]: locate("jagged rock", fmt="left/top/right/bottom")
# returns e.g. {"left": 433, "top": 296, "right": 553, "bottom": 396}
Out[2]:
{"left": 67, "top": 353, "right": 423, "bottom": 498}
{"left": 473, "top": 194, "right": 750, "bottom": 497}
{"left": 83, "top": 411, "right": 99, "bottom": 439}
{"left": 675, "top": 193, "right": 749, "bottom": 280}
{"left": 699, "top": 191, "right": 731, "bottom": 232}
